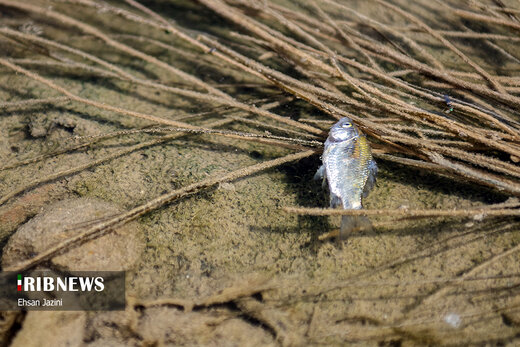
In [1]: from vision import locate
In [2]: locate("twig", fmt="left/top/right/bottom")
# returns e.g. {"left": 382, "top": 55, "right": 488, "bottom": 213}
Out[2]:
{"left": 282, "top": 206, "right": 520, "bottom": 217}
{"left": 2, "top": 150, "right": 315, "bottom": 272}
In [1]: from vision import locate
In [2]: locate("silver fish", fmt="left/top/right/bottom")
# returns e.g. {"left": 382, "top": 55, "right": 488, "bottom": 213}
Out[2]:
{"left": 315, "top": 117, "right": 377, "bottom": 238}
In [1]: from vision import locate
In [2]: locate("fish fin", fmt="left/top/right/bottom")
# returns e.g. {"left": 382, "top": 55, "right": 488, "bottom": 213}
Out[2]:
{"left": 339, "top": 215, "right": 372, "bottom": 240}
{"left": 330, "top": 194, "right": 342, "bottom": 208}
{"left": 314, "top": 165, "right": 328, "bottom": 188}
{"left": 314, "top": 165, "right": 325, "bottom": 181}
{"left": 363, "top": 159, "right": 378, "bottom": 198}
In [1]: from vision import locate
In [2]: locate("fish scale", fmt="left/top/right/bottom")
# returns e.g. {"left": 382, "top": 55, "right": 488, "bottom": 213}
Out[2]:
{"left": 315, "top": 117, "right": 377, "bottom": 237}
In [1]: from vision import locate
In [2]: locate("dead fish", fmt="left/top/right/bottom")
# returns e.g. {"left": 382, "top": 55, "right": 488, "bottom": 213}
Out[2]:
{"left": 315, "top": 117, "right": 377, "bottom": 239}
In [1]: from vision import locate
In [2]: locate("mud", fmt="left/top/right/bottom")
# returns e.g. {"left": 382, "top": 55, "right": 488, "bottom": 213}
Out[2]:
{"left": 2, "top": 198, "right": 143, "bottom": 271}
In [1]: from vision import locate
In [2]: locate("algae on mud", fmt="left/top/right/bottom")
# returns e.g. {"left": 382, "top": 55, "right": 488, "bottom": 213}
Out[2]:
{"left": 0, "top": 0, "right": 520, "bottom": 345}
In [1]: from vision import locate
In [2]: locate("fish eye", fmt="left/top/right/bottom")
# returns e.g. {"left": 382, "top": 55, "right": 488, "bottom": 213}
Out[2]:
{"left": 341, "top": 122, "right": 352, "bottom": 128}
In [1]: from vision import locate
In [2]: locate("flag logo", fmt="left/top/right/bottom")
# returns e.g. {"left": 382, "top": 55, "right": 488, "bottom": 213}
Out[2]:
{"left": 17, "top": 274, "right": 22, "bottom": 292}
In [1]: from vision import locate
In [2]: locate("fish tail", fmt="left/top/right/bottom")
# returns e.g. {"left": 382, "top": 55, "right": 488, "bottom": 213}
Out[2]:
{"left": 339, "top": 215, "right": 372, "bottom": 240}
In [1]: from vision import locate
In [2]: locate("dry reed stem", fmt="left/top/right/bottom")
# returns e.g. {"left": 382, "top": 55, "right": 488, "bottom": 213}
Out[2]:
{"left": 2, "top": 150, "right": 315, "bottom": 273}
{"left": 381, "top": 61, "right": 520, "bottom": 88}
{"left": 0, "top": 0, "right": 231, "bottom": 98}
{"left": 0, "top": 96, "right": 293, "bottom": 182}
{"left": 199, "top": 37, "right": 433, "bottom": 160}
{"left": 307, "top": 273, "right": 520, "bottom": 289}
{"left": 326, "top": 220, "right": 516, "bottom": 288}
{"left": 469, "top": 0, "right": 520, "bottom": 16}
{"left": 8, "top": 58, "right": 124, "bottom": 80}
{"left": 344, "top": 29, "right": 520, "bottom": 108}
{"left": 197, "top": 0, "right": 339, "bottom": 76}
{"left": 426, "top": 152, "right": 520, "bottom": 195}
{"left": 0, "top": 136, "right": 101, "bottom": 172}
{"left": 322, "top": 0, "right": 445, "bottom": 70}
{"left": 0, "top": 96, "right": 69, "bottom": 109}
{"left": 387, "top": 137, "right": 520, "bottom": 178}
{"left": 198, "top": 35, "right": 364, "bottom": 109}
{"left": 0, "top": 132, "right": 181, "bottom": 206}
{"left": 453, "top": 8, "right": 520, "bottom": 31}
{"left": 486, "top": 40, "right": 520, "bottom": 64}
{"left": 1, "top": 1, "right": 518, "bottom": 342}
{"left": 205, "top": 1, "right": 520, "bottom": 156}
{"left": 375, "top": 0, "right": 507, "bottom": 94}
{"left": 398, "top": 236, "right": 520, "bottom": 328}
{"left": 0, "top": 121, "right": 318, "bottom": 207}
{"left": 0, "top": 57, "right": 322, "bottom": 143}
{"left": 423, "top": 80, "right": 520, "bottom": 94}
{"left": 315, "top": 1, "right": 515, "bottom": 100}
{"left": 0, "top": 58, "right": 196, "bottom": 127}
{"left": 0, "top": 0, "right": 323, "bottom": 135}
{"left": 334, "top": 53, "right": 520, "bottom": 136}
{"left": 12, "top": 30, "right": 320, "bottom": 135}
{"left": 225, "top": 115, "right": 320, "bottom": 139}
{"left": 75, "top": 0, "right": 520, "bottom": 177}
{"left": 77, "top": 0, "right": 283, "bottom": 87}
{"left": 283, "top": 206, "right": 520, "bottom": 218}
{"left": 233, "top": 296, "right": 304, "bottom": 346}
{"left": 72, "top": 126, "right": 322, "bottom": 148}
{"left": 137, "top": 275, "right": 273, "bottom": 312}
{"left": 428, "top": 30, "right": 520, "bottom": 41}
{"left": 456, "top": 90, "right": 520, "bottom": 133}
{"left": 373, "top": 153, "right": 442, "bottom": 173}
{"left": 0, "top": 27, "right": 134, "bottom": 79}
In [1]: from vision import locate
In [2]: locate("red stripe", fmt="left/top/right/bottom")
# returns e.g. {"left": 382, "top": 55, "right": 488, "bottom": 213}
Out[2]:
{"left": 17, "top": 285, "right": 22, "bottom": 291}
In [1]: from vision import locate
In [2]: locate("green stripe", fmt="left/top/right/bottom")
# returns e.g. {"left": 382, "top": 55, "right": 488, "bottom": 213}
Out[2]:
{"left": 17, "top": 274, "right": 21, "bottom": 280}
